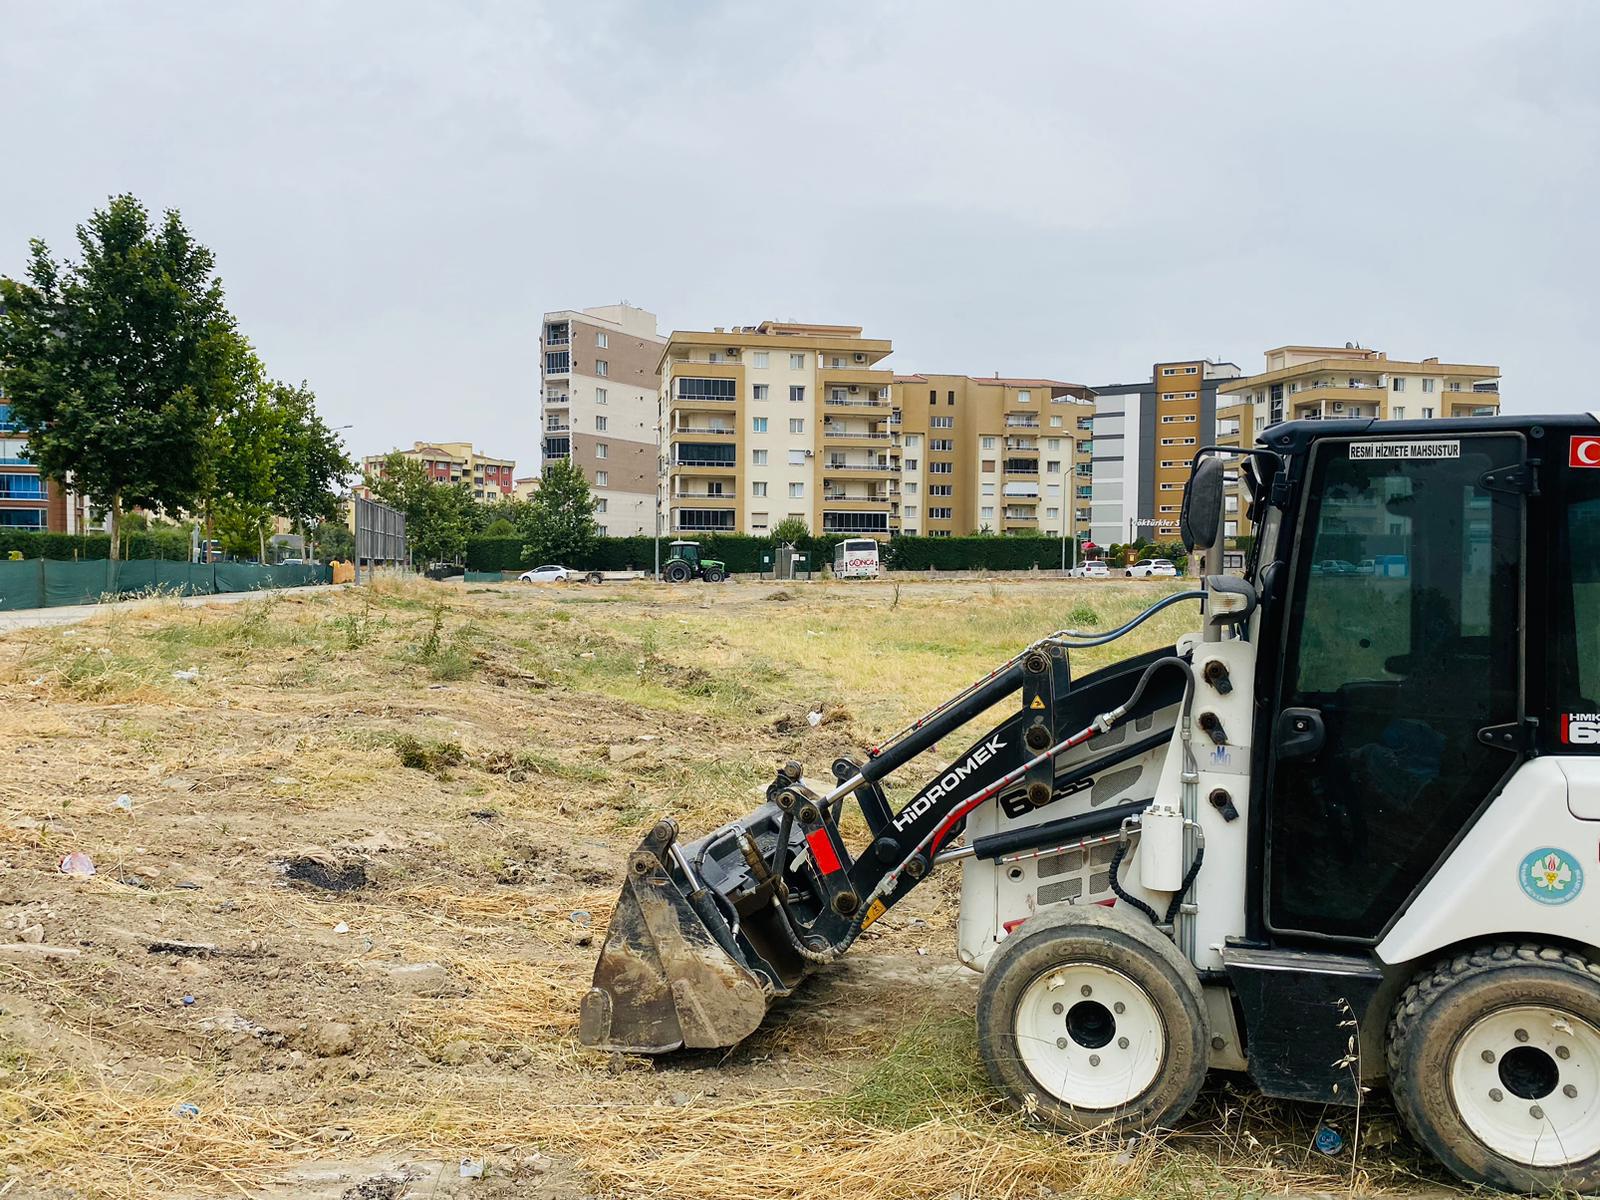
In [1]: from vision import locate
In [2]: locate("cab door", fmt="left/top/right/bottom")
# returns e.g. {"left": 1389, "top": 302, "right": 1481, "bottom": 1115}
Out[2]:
{"left": 1264, "top": 433, "right": 1525, "bottom": 942}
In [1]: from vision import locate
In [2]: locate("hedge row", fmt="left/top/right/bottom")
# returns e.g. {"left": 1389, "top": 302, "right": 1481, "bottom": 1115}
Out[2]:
{"left": 465, "top": 533, "right": 1086, "bottom": 575}
{"left": 0, "top": 528, "right": 194, "bottom": 561}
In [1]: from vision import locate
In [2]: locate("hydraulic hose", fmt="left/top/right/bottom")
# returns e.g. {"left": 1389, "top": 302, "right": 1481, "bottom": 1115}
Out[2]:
{"left": 1047, "top": 589, "right": 1205, "bottom": 648}
{"left": 1108, "top": 839, "right": 1161, "bottom": 925}
{"left": 1163, "top": 844, "right": 1205, "bottom": 925}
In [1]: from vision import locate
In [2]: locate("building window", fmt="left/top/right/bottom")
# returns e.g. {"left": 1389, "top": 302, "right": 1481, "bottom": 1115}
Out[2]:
{"left": 1392, "top": 406, "right": 1406, "bottom": 419}
{"left": 929, "top": 390, "right": 937, "bottom": 405}
{"left": 1016, "top": 391, "right": 1031, "bottom": 404}
{"left": 789, "top": 418, "right": 805, "bottom": 434}
{"left": 544, "top": 351, "right": 570, "bottom": 374}
{"left": 790, "top": 353, "right": 805, "bottom": 369}
{"left": 595, "top": 360, "right": 608, "bottom": 377}
{"left": 1162, "top": 367, "right": 1178, "bottom": 376}
{"left": 751, "top": 511, "right": 769, "bottom": 529}
{"left": 1422, "top": 378, "right": 1435, "bottom": 393}
{"left": 982, "top": 459, "right": 996, "bottom": 472}
{"left": 931, "top": 415, "right": 953, "bottom": 429}
{"left": 596, "top": 471, "right": 608, "bottom": 487}
{"left": 678, "top": 377, "right": 736, "bottom": 401}
{"left": 931, "top": 438, "right": 953, "bottom": 451}
{"left": 753, "top": 481, "right": 768, "bottom": 497}
{"left": 752, "top": 417, "right": 768, "bottom": 433}
{"left": 905, "top": 458, "right": 918, "bottom": 470}
{"left": 753, "top": 352, "right": 769, "bottom": 368}
{"left": 981, "top": 506, "right": 995, "bottom": 520}
{"left": 930, "top": 462, "right": 953, "bottom": 475}
{"left": 1393, "top": 377, "right": 1406, "bottom": 392}
{"left": 789, "top": 482, "right": 804, "bottom": 498}
{"left": 930, "top": 507, "right": 953, "bottom": 519}
{"left": 947, "top": 391, "right": 956, "bottom": 405}
{"left": 1422, "top": 407, "right": 1434, "bottom": 419}
{"left": 1046, "top": 460, "right": 1061, "bottom": 473}
{"left": 905, "top": 505, "right": 918, "bottom": 519}
{"left": 981, "top": 436, "right": 996, "bottom": 450}
{"left": 981, "top": 482, "right": 995, "bottom": 496}
{"left": 830, "top": 388, "right": 846, "bottom": 402}
{"left": 595, "top": 442, "right": 608, "bottom": 458}
{"left": 595, "top": 415, "right": 608, "bottom": 431}
{"left": 790, "top": 385, "right": 806, "bottom": 403}
{"left": 904, "top": 482, "right": 917, "bottom": 495}
{"left": 753, "top": 384, "right": 769, "bottom": 401}
{"left": 753, "top": 449, "right": 768, "bottom": 465}
{"left": 789, "top": 449, "right": 806, "bottom": 465}
{"left": 595, "top": 498, "right": 609, "bottom": 513}
{"left": 596, "top": 331, "right": 608, "bottom": 349}
{"left": 930, "top": 484, "right": 953, "bottom": 496}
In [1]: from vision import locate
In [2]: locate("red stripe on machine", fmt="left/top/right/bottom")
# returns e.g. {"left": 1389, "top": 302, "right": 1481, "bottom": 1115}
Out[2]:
{"left": 806, "top": 828, "right": 843, "bottom": 875}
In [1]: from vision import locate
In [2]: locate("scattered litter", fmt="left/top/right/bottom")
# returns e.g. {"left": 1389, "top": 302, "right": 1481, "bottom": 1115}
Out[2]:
{"left": 148, "top": 940, "right": 220, "bottom": 957}
{"left": 111, "top": 794, "right": 133, "bottom": 813}
{"left": 171, "top": 668, "right": 199, "bottom": 683}
{"left": 806, "top": 709, "right": 823, "bottom": 727}
{"left": 0, "top": 943, "right": 80, "bottom": 959}
{"left": 116, "top": 873, "right": 151, "bottom": 890}
{"left": 58, "top": 851, "right": 96, "bottom": 878}
{"left": 568, "top": 910, "right": 592, "bottom": 928}
{"left": 174, "top": 1102, "right": 201, "bottom": 1119}
{"left": 459, "top": 1158, "right": 485, "bottom": 1180}
{"left": 332, "top": 921, "right": 350, "bottom": 934}
{"left": 181, "top": 994, "right": 195, "bottom": 1006}
{"left": 1313, "top": 1125, "right": 1344, "bottom": 1156}
{"left": 468, "top": 809, "right": 497, "bottom": 822}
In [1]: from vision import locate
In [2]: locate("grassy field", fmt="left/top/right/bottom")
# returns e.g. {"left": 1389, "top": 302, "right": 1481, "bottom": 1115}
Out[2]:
{"left": 0, "top": 577, "right": 1452, "bottom": 1199}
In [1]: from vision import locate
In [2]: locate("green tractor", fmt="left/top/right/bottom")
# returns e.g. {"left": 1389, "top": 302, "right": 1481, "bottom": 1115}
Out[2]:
{"left": 662, "top": 540, "right": 727, "bottom": 583}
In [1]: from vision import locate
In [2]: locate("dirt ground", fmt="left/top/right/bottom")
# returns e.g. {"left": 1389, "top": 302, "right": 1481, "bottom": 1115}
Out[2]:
{"left": 0, "top": 577, "right": 1456, "bottom": 1199}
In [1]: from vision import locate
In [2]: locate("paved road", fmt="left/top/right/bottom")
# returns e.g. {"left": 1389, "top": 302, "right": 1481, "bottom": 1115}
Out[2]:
{"left": 0, "top": 583, "right": 348, "bottom": 635}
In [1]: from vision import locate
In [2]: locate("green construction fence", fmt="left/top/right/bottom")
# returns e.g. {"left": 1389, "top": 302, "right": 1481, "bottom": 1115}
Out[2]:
{"left": 0, "top": 559, "right": 330, "bottom": 613}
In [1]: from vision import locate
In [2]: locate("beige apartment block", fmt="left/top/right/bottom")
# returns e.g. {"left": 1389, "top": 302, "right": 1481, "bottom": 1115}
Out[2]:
{"left": 1215, "top": 344, "right": 1503, "bottom": 544}
{"left": 360, "top": 442, "right": 516, "bottom": 502}
{"left": 893, "top": 375, "right": 1095, "bottom": 538}
{"left": 659, "top": 321, "right": 897, "bottom": 538}
{"left": 541, "top": 304, "right": 665, "bottom": 536}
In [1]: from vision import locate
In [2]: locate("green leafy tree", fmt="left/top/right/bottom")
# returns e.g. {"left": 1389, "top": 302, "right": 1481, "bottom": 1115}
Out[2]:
{"left": 0, "top": 195, "right": 251, "bottom": 557}
{"left": 313, "top": 518, "right": 355, "bottom": 563}
{"left": 367, "top": 452, "right": 474, "bottom": 565}
{"left": 519, "top": 459, "right": 597, "bottom": 565}
{"left": 770, "top": 517, "right": 809, "bottom": 546}
{"left": 483, "top": 517, "right": 517, "bottom": 537}
{"left": 208, "top": 368, "right": 284, "bottom": 559}
{"left": 270, "top": 380, "right": 351, "bottom": 533}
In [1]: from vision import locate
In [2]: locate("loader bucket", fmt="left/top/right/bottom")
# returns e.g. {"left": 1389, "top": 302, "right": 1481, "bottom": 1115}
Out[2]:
{"left": 579, "top": 814, "right": 810, "bottom": 1053}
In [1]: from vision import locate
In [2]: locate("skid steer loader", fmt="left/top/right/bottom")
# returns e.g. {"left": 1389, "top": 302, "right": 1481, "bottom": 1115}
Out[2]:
{"left": 580, "top": 414, "right": 1600, "bottom": 1194}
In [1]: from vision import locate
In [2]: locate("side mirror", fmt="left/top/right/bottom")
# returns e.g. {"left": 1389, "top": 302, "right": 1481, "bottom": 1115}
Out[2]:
{"left": 1180, "top": 457, "right": 1225, "bottom": 552}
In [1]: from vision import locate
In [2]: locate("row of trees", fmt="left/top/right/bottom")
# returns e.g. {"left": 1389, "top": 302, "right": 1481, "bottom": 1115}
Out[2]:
{"left": 366, "top": 455, "right": 599, "bottom": 568}
{"left": 0, "top": 195, "right": 350, "bottom": 559}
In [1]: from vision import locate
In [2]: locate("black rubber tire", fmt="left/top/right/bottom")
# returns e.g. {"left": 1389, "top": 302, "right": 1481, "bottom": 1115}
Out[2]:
{"left": 976, "top": 909, "right": 1208, "bottom": 1133}
{"left": 703, "top": 568, "right": 726, "bottom": 583}
{"left": 586, "top": 571, "right": 604, "bottom": 585}
{"left": 1387, "top": 943, "right": 1600, "bottom": 1194}
{"left": 664, "top": 561, "right": 691, "bottom": 583}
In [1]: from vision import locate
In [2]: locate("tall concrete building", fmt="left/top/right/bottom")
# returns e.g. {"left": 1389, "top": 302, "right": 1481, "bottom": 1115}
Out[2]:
{"left": 360, "top": 442, "right": 516, "bottom": 502}
{"left": 540, "top": 304, "right": 665, "bottom": 537}
{"left": 892, "top": 375, "right": 1095, "bottom": 537}
{"left": 660, "top": 321, "right": 896, "bottom": 538}
{"left": 1089, "top": 359, "right": 1242, "bottom": 548}
{"left": 1215, "top": 344, "right": 1503, "bottom": 544}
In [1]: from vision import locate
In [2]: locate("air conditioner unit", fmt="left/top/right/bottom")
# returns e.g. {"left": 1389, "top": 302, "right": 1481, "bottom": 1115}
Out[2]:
{"left": 1333, "top": 402, "right": 1344, "bottom": 412}
{"left": 727, "top": 348, "right": 739, "bottom": 357}
{"left": 854, "top": 353, "right": 866, "bottom": 363}
{"left": 804, "top": 450, "right": 814, "bottom": 457}
{"left": 848, "top": 385, "right": 860, "bottom": 394}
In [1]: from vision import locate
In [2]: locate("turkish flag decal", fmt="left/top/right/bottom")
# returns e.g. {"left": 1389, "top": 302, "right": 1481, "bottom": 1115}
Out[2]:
{"left": 1573, "top": 436, "right": 1600, "bottom": 468}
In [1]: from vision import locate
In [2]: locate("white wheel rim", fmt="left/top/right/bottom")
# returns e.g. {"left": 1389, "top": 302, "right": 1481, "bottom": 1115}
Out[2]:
{"left": 1012, "top": 963, "right": 1166, "bottom": 1111}
{"left": 1449, "top": 1004, "right": 1600, "bottom": 1166}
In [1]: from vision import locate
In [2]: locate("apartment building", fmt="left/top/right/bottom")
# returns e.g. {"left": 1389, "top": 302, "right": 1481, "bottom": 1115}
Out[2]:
{"left": 361, "top": 442, "right": 517, "bottom": 502}
{"left": 892, "top": 375, "right": 1095, "bottom": 537}
{"left": 0, "top": 395, "right": 90, "bottom": 532}
{"left": 660, "top": 322, "right": 896, "bottom": 538}
{"left": 1089, "top": 359, "right": 1242, "bottom": 548}
{"left": 1215, "top": 344, "right": 1503, "bottom": 542}
{"left": 540, "top": 304, "right": 665, "bottom": 536}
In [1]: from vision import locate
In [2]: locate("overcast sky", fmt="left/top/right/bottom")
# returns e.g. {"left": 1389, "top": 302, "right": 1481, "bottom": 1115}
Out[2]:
{"left": 4, "top": 1, "right": 1597, "bottom": 475}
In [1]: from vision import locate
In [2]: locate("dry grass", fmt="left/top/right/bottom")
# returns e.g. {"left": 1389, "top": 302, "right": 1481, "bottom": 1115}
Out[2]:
{"left": 0, "top": 576, "right": 1450, "bottom": 1199}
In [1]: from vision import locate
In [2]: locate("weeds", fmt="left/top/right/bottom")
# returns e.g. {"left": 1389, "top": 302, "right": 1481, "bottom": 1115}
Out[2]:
{"left": 332, "top": 599, "right": 381, "bottom": 649}
{"left": 1067, "top": 603, "right": 1099, "bottom": 627}
{"left": 394, "top": 735, "right": 465, "bottom": 775}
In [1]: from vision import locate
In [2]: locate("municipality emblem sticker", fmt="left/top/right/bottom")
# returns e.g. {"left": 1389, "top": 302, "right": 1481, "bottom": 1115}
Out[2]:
{"left": 1519, "top": 847, "right": 1584, "bottom": 906}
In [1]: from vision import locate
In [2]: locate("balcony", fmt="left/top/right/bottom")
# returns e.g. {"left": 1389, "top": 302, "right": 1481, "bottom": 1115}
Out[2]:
{"left": 672, "top": 457, "right": 738, "bottom": 473}
{"left": 823, "top": 394, "right": 892, "bottom": 410}
{"left": 1003, "top": 459, "right": 1039, "bottom": 476}
{"left": 545, "top": 423, "right": 570, "bottom": 434}
{"left": 1005, "top": 439, "right": 1038, "bottom": 452}
{"left": 1004, "top": 417, "right": 1040, "bottom": 429}
{"left": 824, "top": 427, "right": 892, "bottom": 444}
{"left": 671, "top": 490, "right": 736, "bottom": 503}
{"left": 822, "top": 460, "right": 896, "bottom": 476}
{"left": 817, "top": 367, "right": 893, "bottom": 389}
{"left": 674, "top": 424, "right": 736, "bottom": 437}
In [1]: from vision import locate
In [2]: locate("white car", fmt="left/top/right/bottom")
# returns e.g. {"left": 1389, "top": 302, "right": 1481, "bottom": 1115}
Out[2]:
{"left": 519, "top": 565, "right": 574, "bottom": 583}
{"left": 1069, "top": 560, "right": 1110, "bottom": 579}
{"left": 1125, "top": 558, "right": 1178, "bottom": 578}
